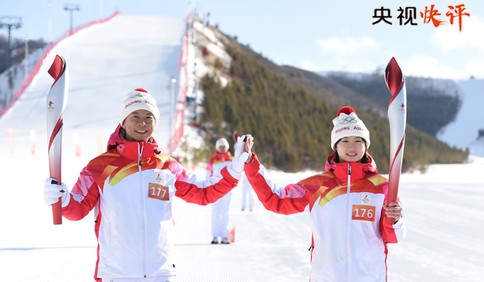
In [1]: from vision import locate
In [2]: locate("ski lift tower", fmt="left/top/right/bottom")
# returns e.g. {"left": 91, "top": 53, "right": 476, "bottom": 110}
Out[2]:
{"left": 64, "top": 3, "right": 80, "bottom": 35}
{"left": 0, "top": 16, "right": 22, "bottom": 67}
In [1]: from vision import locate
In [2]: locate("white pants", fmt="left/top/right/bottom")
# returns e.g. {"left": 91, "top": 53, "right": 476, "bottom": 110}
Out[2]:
{"left": 211, "top": 192, "right": 232, "bottom": 238}
{"left": 240, "top": 175, "right": 254, "bottom": 210}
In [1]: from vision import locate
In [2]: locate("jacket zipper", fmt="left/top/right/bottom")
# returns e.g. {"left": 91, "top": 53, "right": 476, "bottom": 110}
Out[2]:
{"left": 138, "top": 142, "right": 148, "bottom": 277}
{"left": 345, "top": 164, "right": 352, "bottom": 282}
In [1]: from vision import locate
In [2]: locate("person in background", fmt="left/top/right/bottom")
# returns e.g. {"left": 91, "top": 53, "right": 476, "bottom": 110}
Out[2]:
{"left": 207, "top": 137, "right": 233, "bottom": 244}
{"left": 242, "top": 106, "right": 407, "bottom": 282}
{"left": 44, "top": 88, "right": 250, "bottom": 282}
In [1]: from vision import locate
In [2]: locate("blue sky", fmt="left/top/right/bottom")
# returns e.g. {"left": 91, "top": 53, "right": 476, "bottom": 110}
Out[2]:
{"left": 2, "top": 0, "right": 484, "bottom": 80}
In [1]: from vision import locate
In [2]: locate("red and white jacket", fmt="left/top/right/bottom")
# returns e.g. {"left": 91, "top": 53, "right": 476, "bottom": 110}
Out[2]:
{"left": 206, "top": 151, "right": 233, "bottom": 177}
{"left": 61, "top": 126, "right": 240, "bottom": 281}
{"left": 245, "top": 152, "right": 407, "bottom": 282}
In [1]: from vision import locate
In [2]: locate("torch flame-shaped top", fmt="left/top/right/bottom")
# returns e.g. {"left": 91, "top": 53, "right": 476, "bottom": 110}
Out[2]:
{"left": 385, "top": 57, "right": 404, "bottom": 102}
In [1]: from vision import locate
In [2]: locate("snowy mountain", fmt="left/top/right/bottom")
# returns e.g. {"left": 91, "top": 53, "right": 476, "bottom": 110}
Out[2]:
{"left": 438, "top": 78, "right": 484, "bottom": 156}
{"left": 319, "top": 70, "right": 484, "bottom": 157}
{"left": 3, "top": 13, "right": 480, "bottom": 161}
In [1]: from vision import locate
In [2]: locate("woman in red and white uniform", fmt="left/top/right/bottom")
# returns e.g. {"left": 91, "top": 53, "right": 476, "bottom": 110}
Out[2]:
{"left": 243, "top": 106, "right": 407, "bottom": 282}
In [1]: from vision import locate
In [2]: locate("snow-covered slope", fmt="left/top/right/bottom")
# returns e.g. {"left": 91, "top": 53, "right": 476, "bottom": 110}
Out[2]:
{"left": 0, "top": 14, "right": 185, "bottom": 159}
{"left": 438, "top": 79, "right": 484, "bottom": 156}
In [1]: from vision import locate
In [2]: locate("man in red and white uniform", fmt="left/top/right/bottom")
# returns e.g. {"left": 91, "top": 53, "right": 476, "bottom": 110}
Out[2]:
{"left": 206, "top": 137, "right": 233, "bottom": 244}
{"left": 44, "top": 88, "right": 250, "bottom": 282}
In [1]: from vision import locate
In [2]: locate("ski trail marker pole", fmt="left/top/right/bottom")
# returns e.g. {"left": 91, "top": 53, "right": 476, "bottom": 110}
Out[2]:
{"left": 384, "top": 57, "right": 407, "bottom": 224}
{"left": 46, "top": 55, "right": 69, "bottom": 225}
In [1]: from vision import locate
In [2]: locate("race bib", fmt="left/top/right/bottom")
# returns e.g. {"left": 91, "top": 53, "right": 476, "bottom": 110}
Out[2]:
{"left": 148, "top": 183, "right": 170, "bottom": 201}
{"left": 352, "top": 205, "right": 376, "bottom": 222}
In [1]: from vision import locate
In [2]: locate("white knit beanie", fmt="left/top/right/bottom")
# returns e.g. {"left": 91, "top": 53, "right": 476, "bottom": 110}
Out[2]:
{"left": 331, "top": 106, "right": 371, "bottom": 150}
{"left": 215, "top": 137, "right": 229, "bottom": 151}
{"left": 120, "top": 88, "right": 160, "bottom": 126}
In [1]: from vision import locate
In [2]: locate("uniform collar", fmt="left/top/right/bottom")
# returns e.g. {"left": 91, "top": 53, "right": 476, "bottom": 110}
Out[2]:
{"left": 324, "top": 152, "right": 378, "bottom": 181}
{"left": 106, "top": 125, "right": 159, "bottom": 160}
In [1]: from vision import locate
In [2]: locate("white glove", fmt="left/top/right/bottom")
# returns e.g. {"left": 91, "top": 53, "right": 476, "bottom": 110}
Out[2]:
{"left": 229, "top": 134, "right": 253, "bottom": 176}
{"left": 44, "top": 178, "right": 70, "bottom": 207}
